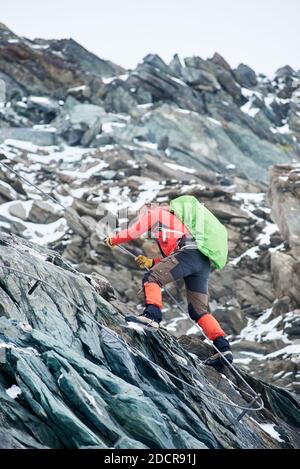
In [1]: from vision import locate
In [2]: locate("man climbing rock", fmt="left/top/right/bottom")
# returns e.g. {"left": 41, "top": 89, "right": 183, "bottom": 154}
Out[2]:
{"left": 104, "top": 195, "right": 233, "bottom": 368}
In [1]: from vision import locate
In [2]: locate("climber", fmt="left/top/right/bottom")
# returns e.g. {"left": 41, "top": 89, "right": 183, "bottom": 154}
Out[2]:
{"left": 104, "top": 195, "right": 233, "bottom": 367}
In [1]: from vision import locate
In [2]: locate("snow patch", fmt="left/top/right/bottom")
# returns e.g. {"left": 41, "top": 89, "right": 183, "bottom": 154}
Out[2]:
{"left": 164, "top": 162, "right": 196, "bottom": 174}
{"left": 256, "top": 422, "right": 284, "bottom": 442}
{"left": 126, "top": 322, "right": 146, "bottom": 334}
{"left": 239, "top": 308, "right": 290, "bottom": 344}
{"left": 6, "top": 385, "right": 22, "bottom": 400}
{"left": 81, "top": 387, "right": 104, "bottom": 417}
{"left": 266, "top": 344, "right": 300, "bottom": 359}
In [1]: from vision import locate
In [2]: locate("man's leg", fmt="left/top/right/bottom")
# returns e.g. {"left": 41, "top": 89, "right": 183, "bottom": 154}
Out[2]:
{"left": 141, "top": 252, "right": 187, "bottom": 325}
{"left": 184, "top": 262, "right": 233, "bottom": 366}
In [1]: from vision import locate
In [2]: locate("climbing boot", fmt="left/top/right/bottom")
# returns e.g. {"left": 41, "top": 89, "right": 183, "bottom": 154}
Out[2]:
{"left": 125, "top": 305, "right": 162, "bottom": 329}
{"left": 204, "top": 337, "right": 233, "bottom": 368}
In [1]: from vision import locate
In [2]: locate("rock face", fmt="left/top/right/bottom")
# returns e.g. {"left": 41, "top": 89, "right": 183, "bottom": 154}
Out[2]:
{"left": 0, "top": 232, "right": 299, "bottom": 449}
{"left": 269, "top": 164, "right": 300, "bottom": 252}
{"left": 268, "top": 164, "right": 300, "bottom": 308}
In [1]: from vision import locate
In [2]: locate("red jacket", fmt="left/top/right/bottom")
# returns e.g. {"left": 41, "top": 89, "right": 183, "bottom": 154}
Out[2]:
{"left": 111, "top": 207, "right": 190, "bottom": 264}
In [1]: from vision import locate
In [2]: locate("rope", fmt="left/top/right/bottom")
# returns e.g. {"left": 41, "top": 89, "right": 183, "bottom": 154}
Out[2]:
{"left": 0, "top": 160, "right": 66, "bottom": 210}
{"left": 0, "top": 263, "right": 264, "bottom": 413}
{"left": 0, "top": 158, "right": 264, "bottom": 417}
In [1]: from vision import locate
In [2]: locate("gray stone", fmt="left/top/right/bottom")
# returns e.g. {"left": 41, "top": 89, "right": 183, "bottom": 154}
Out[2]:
{"left": 216, "top": 69, "right": 242, "bottom": 101}
{"left": 271, "top": 251, "right": 300, "bottom": 307}
{"left": 143, "top": 54, "right": 171, "bottom": 74}
{"left": 0, "top": 128, "right": 57, "bottom": 146}
{"left": 268, "top": 165, "right": 300, "bottom": 251}
{"left": 181, "top": 67, "right": 220, "bottom": 91}
{"left": 234, "top": 64, "right": 257, "bottom": 88}
{"left": 27, "top": 200, "right": 62, "bottom": 224}
{"left": 210, "top": 53, "right": 232, "bottom": 72}
{"left": 169, "top": 54, "right": 184, "bottom": 77}
{"left": 80, "top": 117, "right": 102, "bottom": 147}
{"left": 67, "top": 103, "right": 106, "bottom": 128}
{"left": 0, "top": 180, "right": 18, "bottom": 202}
{"left": 104, "top": 86, "right": 139, "bottom": 117}
{"left": 8, "top": 201, "right": 28, "bottom": 219}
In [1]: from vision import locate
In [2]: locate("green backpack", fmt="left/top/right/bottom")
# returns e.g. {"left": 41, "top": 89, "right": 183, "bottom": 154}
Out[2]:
{"left": 169, "top": 195, "right": 228, "bottom": 270}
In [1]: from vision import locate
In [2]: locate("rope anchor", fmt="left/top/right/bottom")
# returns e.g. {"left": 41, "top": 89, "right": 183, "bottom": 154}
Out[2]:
{"left": 237, "top": 394, "right": 262, "bottom": 422}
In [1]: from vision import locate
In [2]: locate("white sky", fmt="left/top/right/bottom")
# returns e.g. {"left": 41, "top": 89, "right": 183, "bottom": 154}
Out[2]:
{"left": 1, "top": 0, "right": 299, "bottom": 76}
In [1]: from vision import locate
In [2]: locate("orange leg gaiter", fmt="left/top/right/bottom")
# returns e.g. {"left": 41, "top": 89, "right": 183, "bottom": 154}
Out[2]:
{"left": 198, "top": 313, "right": 225, "bottom": 341}
{"left": 144, "top": 282, "right": 163, "bottom": 309}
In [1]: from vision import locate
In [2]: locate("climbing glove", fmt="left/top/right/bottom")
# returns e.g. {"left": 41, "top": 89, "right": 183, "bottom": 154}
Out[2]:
{"left": 135, "top": 255, "right": 154, "bottom": 269}
{"left": 104, "top": 235, "right": 115, "bottom": 248}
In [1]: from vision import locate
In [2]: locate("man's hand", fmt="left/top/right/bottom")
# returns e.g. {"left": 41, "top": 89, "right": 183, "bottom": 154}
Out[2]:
{"left": 104, "top": 235, "right": 115, "bottom": 248}
{"left": 135, "top": 255, "right": 154, "bottom": 269}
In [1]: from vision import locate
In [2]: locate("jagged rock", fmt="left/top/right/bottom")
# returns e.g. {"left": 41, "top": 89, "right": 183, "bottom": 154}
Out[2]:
{"left": 24, "top": 201, "right": 61, "bottom": 224}
{"left": 210, "top": 53, "right": 232, "bottom": 72}
{"left": 234, "top": 64, "right": 257, "bottom": 88}
{"left": 135, "top": 87, "right": 152, "bottom": 105}
{"left": 66, "top": 102, "right": 107, "bottom": 128}
{"left": 181, "top": 67, "right": 220, "bottom": 91}
{"left": 143, "top": 54, "right": 171, "bottom": 74}
{"left": 276, "top": 65, "right": 296, "bottom": 79}
{"left": 216, "top": 68, "right": 242, "bottom": 101}
{"left": 268, "top": 165, "right": 300, "bottom": 252}
{"left": 210, "top": 264, "right": 275, "bottom": 319}
{"left": 81, "top": 117, "right": 102, "bottom": 147}
{"left": 169, "top": 54, "right": 184, "bottom": 77}
{"left": 271, "top": 297, "right": 292, "bottom": 318}
{"left": 127, "top": 62, "right": 206, "bottom": 114}
{"left": 0, "top": 232, "right": 299, "bottom": 449}
{"left": 0, "top": 180, "right": 18, "bottom": 202}
{"left": 271, "top": 251, "right": 300, "bottom": 307}
{"left": 65, "top": 208, "right": 90, "bottom": 238}
{"left": 104, "top": 85, "right": 139, "bottom": 117}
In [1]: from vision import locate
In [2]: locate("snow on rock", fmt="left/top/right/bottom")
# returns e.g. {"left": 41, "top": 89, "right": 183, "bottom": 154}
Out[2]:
{"left": 163, "top": 162, "right": 196, "bottom": 174}
{"left": 0, "top": 201, "right": 67, "bottom": 245}
{"left": 239, "top": 308, "right": 290, "bottom": 344}
{"left": 6, "top": 385, "right": 22, "bottom": 400}
{"left": 257, "top": 223, "right": 279, "bottom": 246}
{"left": 125, "top": 322, "right": 146, "bottom": 334}
{"left": 207, "top": 117, "right": 222, "bottom": 126}
{"left": 254, "top": 422, "right": 284, "bottom": 443}
{"left": 241, "top": 100, "right": 260, "bottom": 118}
{"left": 230, "top": 246, "right": 259, "bottom": 265}
{"left": 265, "top": 344, "right": 300, "bottom": 359}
